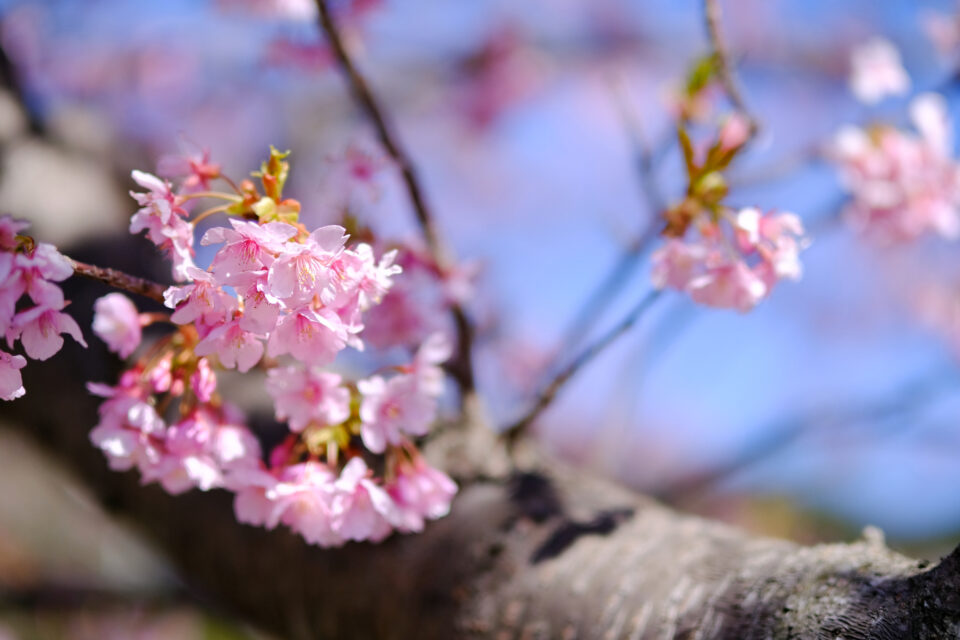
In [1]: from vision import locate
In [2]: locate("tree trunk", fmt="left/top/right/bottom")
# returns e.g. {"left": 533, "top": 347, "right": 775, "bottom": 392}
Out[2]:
{"left": 3, "top": 238, "right": 959, "bottom": 639}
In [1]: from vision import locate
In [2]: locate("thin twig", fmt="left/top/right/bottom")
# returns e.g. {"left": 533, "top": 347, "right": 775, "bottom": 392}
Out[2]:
{"left": 552, "top": 126, "right": 673, "bottom": 362}
{"left": 68, "top": 258, "right": 167, "bottom": 303}
{"left": 656, "top": 366, "right": 959, "bottom": 503}
{"left": 315, "top": 0, "right": 474, "bottom": 391}
{"left": 503, "top": 289, "right": 664, "bottom": 445}
{"left": 704, "top": 0, "right": 758, "bottom": 136}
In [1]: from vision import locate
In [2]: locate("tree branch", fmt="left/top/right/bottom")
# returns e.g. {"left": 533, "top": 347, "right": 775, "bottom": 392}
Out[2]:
{"left": 67, "top": 257, "right": 167, "bottom": 303}
{"left": 314, "top": 0, "right": 474, "bottom": 391}
{"left": 503, "top": 290, "right": 664, "bottom": 445}
{"left": 703, "top": 0, "right": 759, "bottom": 136}
{"left": 658, "top": 366, "right": 959, "bottom": 503}
{"left": 4, "top": 251, "right": 960, "bottom": 639}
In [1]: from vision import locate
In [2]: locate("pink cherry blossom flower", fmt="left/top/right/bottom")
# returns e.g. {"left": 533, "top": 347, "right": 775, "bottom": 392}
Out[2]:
{"left": 326, "top": 244, "right": 401, "bottom": 311}
{"left": 129, "top": 171, "right": 197, "bottom": 281}
{"left": 267, "top": 306, "right": 352, "bottom": 365}
{"left": 194, "top": 317, "right": 265, "bottom": 373}
{"left": 217, "top": 0, "right": 317, "bottom": 20}
{"left": 831, "top": 93, "right": 960, "bottom": 243}
{"left": 265, "top": 365, "right": 350, "bottom": 431}
{"left": 0, "top": 215, "right": 28, "bottom": 250}
{"left": 362, "top": 253, "right": 451, "bottom": 349}
{"left": 0, "top": 350, "right": 27, "bottom": 401}
{"left": 735, "top": 208, "right": 807, "bottom": 286}
{"left": 157, "top": 143, "right": 221, "bottom": 193}
{"left": 266, "top": 225, "right": 347, "bottom": 306}
{"left": 202, "top": 219, "right": 297, "bottom": 286}
{"left": 10, "top": 303, "right": 86, "bottom": 360}
{"left": 358, "top": 372, "right": 438, "bottom": 453}
{"left": 331, "top": 457, "right": 399, "bottom": 543}
{"left": 849, "top": 37, "right": 910, "bottom": 104}
{"left": 687, "top": 257, "right": 768, "bottom": 313}
{"left": 237, "top": 277, "right": 281, "bottom": 334}
{"left": 410, "top": 332, "right": 451, "bottom": 397}
{"left": 652, "top": 210, "right": 807, "bottom": 312}
{"left": 6, "top": 242, "right": 73, "bottom": 310}
{"left": 228, "top": 466, "right": 281, "bottom": 528}
{"left": 190, "top": 357, "right": 218, "bottom": 403}
{"left": 88, "top": 372, "right": 166, "bottom": 472}
{"left": 269, "top": 461, "right": 343, "bottom": 547}
{"left": 163, "top": 268, "right": 236, "bottom": 332}
{"left": 651, "top": 239, "right": 708, "bottom": 292}
{"left": 145, "top": 409, "right": 262, "bottom": 494}
{"left": 387, "top": 455, "right": 457, "bottom": 532}
{"left": 92, "top": 293, "right": 142, "bottom": 358}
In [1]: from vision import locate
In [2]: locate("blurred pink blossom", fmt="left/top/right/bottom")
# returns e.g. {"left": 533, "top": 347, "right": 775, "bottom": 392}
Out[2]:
{"left": 849, "top": 38, "right": 910, "bottom": 105}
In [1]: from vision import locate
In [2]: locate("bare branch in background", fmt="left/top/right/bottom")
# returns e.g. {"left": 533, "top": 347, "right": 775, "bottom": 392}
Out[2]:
{"left": 503, "top": 289, "right": 663, "bottom": 446}
{"left": 314, "top": 0, "right": 475, "bottom": 391}
{"left": 704, "top": 0, "right": 759, "bottom": 136}
{"left": 657, "top": 366, "right": 960, "bottom": 503}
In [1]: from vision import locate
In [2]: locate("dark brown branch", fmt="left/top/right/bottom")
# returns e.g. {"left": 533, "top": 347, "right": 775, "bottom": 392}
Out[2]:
{"left": 5, "top": 259, "right": 960, "bottom": 639}
{"left": 67, "top": 257, "right": 167, "bottom": 303}
{"left": 503, "top": 289, "right": 663, "bottom": 445}
{"left": 314, "top": 0, "right": 474, "bottom": 391}
{"left": 704, "top": 0, "right": 759, "bottom": 136}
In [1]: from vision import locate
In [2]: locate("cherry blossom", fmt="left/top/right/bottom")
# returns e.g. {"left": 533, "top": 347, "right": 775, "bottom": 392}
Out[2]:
{"left": 83, "top": 148, "right": 454, "bottom": 546}
{"left": 88, "top": 371, "right": 166, "bottom": 472}
{"left": 129, "top": 170, "right": 196, "bottom": 281}
{"left": 387, "top": 455, "right": 457, "bottom": 533}
{"left": 266, "top": 306, "right": 352, "bottom": 365}
{"left": 190, "top": 358, "right": 218, "bottom": 403}
{"left": 0, "top": 351, "right": 27, "bottom": 401}
{"left": 0, "top": 218, "right": 87, "bottom": 400}
{"left": 266, "top": 225, "right": 347, "bottom": 306}
{"left": 194, "top": 317, "right": 265, "bottom": 373}
{"left": 849, "top": 37, "right": 910, "bottom": 105}
{"left": 831, "top": 93, "right": 960, "bottom": 243}
{"left": 10, "top": 303, "right": 87, "bottom": 360}
{"left": 651, "top": 210, "right": 807, "bottom": 312}
{"left": 144, "top": 409, "right": 262, "bottom": 494}
{"left": 92, "top": 293, "right": 142, "bottom": 358}
{"left": 331, "top": 457, "right": 399, "bottom": 542}
{"left": 201, "top": 219, "right": 297, "bottom": 286}
{"left": 0, "top": 215, "right": 28, "bottom": 250}
{"left": 157, "top": 143, "right": 221, "bottom": 193}
{"left": 265, "top": 365, "right": 350, "bottom": 431}
{"left": 358, "top": 371, "right": 440, "bottom": 454}
{"left": 163, "top": 267, "right": 236, "bottom": 332}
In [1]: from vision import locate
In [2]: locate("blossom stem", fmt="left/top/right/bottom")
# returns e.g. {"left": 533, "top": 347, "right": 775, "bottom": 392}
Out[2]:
{"left": 315, "top": 0, "right": 475, "bottom": 392}
{"left": 67, "top": 258, "right": 167, "bottom": 303}
{"left": 502, "top": 289, "right": 664, "bottom": 447}
{"left": 191, "top": 204, "right": 232, "bottom": 227}
{"left": 218, "top": 174, "right": 244, "bottom": 196}
{"left": 703, "top": 0, "right": 759, "bottom": 137}
{"left": 179, "top": 192, "right": 241, "bottom": 203}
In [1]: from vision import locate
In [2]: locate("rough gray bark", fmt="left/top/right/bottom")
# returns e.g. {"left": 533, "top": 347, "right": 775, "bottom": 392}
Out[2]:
{"left": 3, "top": 238, "right": 960, "bottom": 639}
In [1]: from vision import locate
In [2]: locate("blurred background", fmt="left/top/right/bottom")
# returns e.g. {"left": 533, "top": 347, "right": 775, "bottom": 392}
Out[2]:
{"left": 1, "top": 0, "right": 960, "bottom": 637}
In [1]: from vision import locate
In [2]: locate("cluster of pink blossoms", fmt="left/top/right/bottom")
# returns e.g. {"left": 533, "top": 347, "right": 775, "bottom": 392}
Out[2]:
{"left": 88, "top": 147, "right": 457, "bottom": 546}
{"left": 0, "top": 215, "right": 86, "bottom": 401}
{"left": 832, "top": 93, "right": 960, "bottom": 244}
{"left": 651, "top": 208, "right": 807, "bottom": 312}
